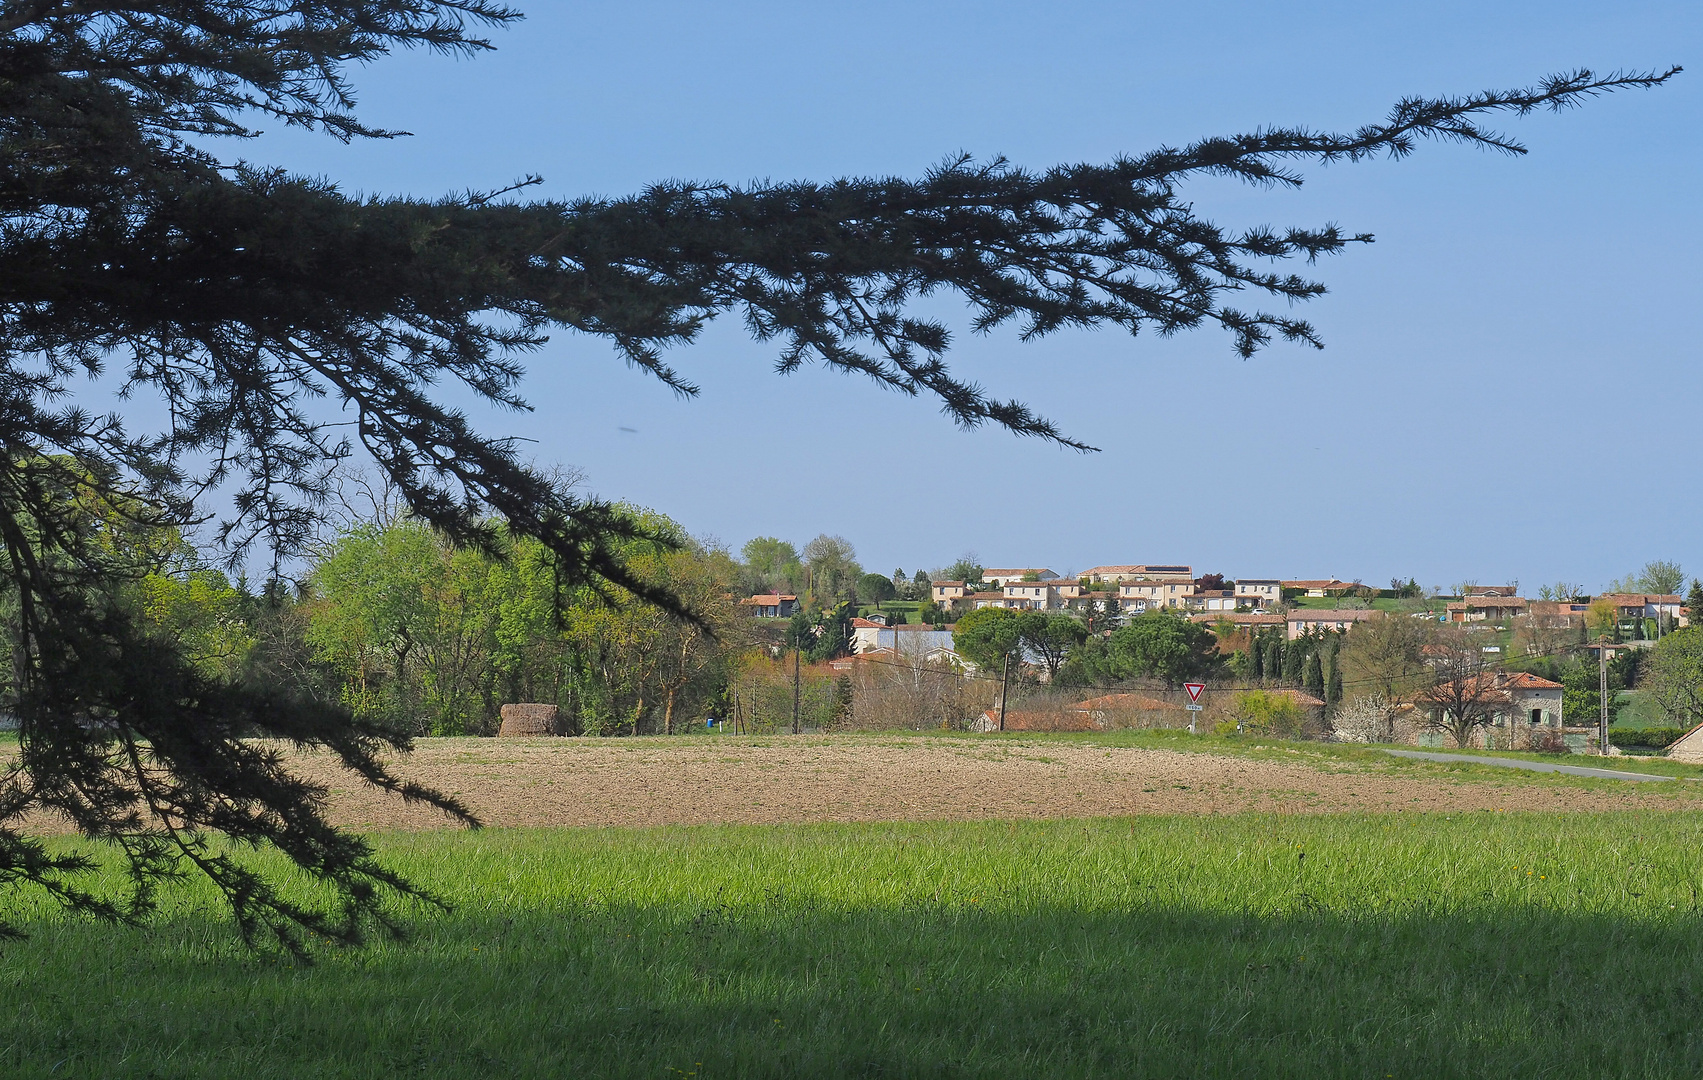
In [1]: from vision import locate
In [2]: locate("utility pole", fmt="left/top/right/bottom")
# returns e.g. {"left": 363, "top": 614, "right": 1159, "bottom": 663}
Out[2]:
{"left": 998, "top": 650, "right": 1011, "bottom": 732}
{"left": 792, "top": 645, "right": 801, "bottom": 735}
{"left": 1598, "top": 636, "right": 1611, "bottom": 756}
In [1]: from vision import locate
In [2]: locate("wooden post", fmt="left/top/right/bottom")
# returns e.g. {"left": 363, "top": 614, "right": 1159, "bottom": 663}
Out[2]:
{"left": 998, "top": 651, "right": 1010, "bottom": 731}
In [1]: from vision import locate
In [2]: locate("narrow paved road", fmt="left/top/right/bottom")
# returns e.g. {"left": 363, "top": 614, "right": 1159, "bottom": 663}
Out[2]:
{"left": 1382, "top": 749, "right": 1677, "bottom": 782}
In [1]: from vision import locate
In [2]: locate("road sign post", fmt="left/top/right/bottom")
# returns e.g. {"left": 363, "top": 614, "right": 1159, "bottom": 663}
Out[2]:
{"left": 1184, "top": 682, "right": 1205, "bottom": 733}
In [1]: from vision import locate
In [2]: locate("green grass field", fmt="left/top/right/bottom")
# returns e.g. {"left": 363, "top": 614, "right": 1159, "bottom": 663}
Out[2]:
{"left": 6, "top": 814, "right": 1703, "bottom": 1078}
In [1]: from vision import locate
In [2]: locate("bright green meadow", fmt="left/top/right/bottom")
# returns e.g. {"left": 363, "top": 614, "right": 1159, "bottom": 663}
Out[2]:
{"left": 5, "top": 813, "right": 1703, "bottom": 1078}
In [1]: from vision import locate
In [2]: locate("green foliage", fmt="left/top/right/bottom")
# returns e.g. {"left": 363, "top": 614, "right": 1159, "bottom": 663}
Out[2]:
{"left": 940, "top": 557, "right": 983, "bottom": 587}
{"left": 1304, "top": 650, "right": 1325, "bottom": 698}
{"left": 952, "top": 608, "right": 1089, "bottom": 680}
{"left": 308, "top": 510, "right": 736, "bottom": 737}
{"left": 13, "top": 815, "right": 1703, "bottom": 1076}
{"left": 740, "top": 537, "right": 803, "bottom": 595}
{"left": 1232, "top": 689, "right": 1308, "bottom": 737}
{"left": 917, "top": 600, "right": 947, "bottom": 627}
{"left": 136, "top": 568, "right": 257, "bottom": 682}
{"left": 1097, "top": 612, "right": 1219, "bottom": 687}
{"left": 951, "top": 607, "right": 1023, "bottom": 671}
{"left": 1018, "top": 612, "right": 1089, "bottom": 681}
{"left": 808, "top": 604, "right": 857, "bottom": 663}
{"left": 802, "top": 536, "right": 861, "bottom": 604}
{"left": 1610, "top": 560, "right": 1687, "bottom": 597}
{"left": 1608, "top": 727, "right": 1688, "bottom": 749}
{"left": 857, "top": 573, "right": 897, "bottom": 605}
{"left": 1644, "top": 628, "right": 1703, "bottom": 732}
{"left": 1688, "top": 581, "right": 1703, "bottom": 629}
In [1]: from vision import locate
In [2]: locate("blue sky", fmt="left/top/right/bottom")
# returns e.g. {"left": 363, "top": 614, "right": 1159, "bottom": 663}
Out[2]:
{"left": 232, "top": 1, "right": 1699, "bottom": 592}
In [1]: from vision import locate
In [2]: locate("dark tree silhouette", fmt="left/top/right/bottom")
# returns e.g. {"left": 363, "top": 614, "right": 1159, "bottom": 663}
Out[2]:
{"left": 0, "top": 0, "right": 1679, "bottom": 950}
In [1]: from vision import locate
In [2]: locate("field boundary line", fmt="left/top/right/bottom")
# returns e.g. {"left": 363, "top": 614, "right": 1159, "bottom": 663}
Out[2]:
{"left": 1381, "top": 749, "right": 1677, "bottom": 782}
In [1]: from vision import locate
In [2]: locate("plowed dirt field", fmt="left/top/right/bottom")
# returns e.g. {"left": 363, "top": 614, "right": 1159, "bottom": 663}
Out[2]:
{"left": 272, "top": 735, "right": 1703, "bottom": 829}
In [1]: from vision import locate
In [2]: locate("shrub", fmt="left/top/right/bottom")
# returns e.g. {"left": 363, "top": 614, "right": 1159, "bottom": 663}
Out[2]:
{"left": 1231, "top": 690, "right": 1306, "bottom": 738}
{"left": 1609, "top": 726, "right": 1688, "bottom": 749}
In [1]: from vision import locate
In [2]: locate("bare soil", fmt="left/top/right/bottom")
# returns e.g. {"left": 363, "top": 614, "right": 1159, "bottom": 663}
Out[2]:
{"left": 271, "top": 735, "right": 1703, "bottom": 830}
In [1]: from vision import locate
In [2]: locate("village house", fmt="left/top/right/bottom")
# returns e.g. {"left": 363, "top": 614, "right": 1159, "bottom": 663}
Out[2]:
{"left": 831, "top": 643, "right": 975, "bottom": 674}
{"left": 1598, "top": 593, "right": 1688, "bottom": 629}
{"left": 1080, "top": 564, "right": 1193, "bottom": 585}
{"left": 1189, "top": 612, "right": 1286, "bottom": 631}
{"left": 1000, "top": 580, "right": 1059, "bottom": 609}
{"left": 1115, "top": 579, "right": 1272, "bottom": 613}
{"left": 1446, "top": 595, "right": 1528, "bottom": 624}
{"left": 1282, "top": 579, "right": 1361, "bottom": 598}
{"left": 1061, "top": 589, "right": 1118, "bottom": 615}
{"left": 739, "top": 593, "right": 800, "bottom": 618}
{"left": 1400, "top": 671, "right": 1573, "bottom": 749}
{"left": 1235, "top": 579, "right": 1282, "bottom": 606}
{"left": 981, "top": 568, "right": 1059, "bottom": 586}
{"left": 848, "top": 619, "right": 959, "bottom": 654}
{"left": 1285, "top": 609, "right": 1381, "bottom": 639}
{"left": 931, "top": 581, "right": 968, "bottom": 605}
{"left": 1526, "top": 600, "right": 1592, "bottom": 627}
{"left": 1491, "top": 671, "right": 1566, "bottom": 729}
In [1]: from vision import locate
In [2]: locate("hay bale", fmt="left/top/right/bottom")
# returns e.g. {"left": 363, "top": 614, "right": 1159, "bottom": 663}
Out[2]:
{"left": 498, "top": 703, "right": 559, "bottom": 737}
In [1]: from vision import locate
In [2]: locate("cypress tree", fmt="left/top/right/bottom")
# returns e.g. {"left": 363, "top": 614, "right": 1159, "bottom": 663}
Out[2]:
{"left": 1284, "top": 637, "right": 1308, "bottom": 685}
{"left": 1305, "top": 650, "right": 1326, "bottom": 698}
{"left": 1326, "top": 635, "right": 1344, "bottom": 706}
{"left": 1688, "top": 580, "right": 1703, "bottom": 629}
{"left": 1250, "top": 631, "right": 1265, "bottom": 681}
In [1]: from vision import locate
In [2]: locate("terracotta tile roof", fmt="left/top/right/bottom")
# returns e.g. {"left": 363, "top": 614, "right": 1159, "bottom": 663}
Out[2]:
{"left": 1072, "top": 692, "right": 1183, "bottom": 712}
{"left": 1287, "top": 609, "right": 1380, "bottom": 622}
{"left": 1267, "top": 688, "right": 1327, "bottom": 708}
{"left": 1189, "top": 612, "right": 1285, "bottom": 625}
{"left": 1445, "top": 597, "right": 1527, "bottom": 611}
{"left": 979, "top": 709, "right": 1100, "bottom": 732}
{"left": 1498, "top": 672, "right": 1563, "bottom": 690}
{"left": 1282, "top": 579, "right": 1355, "bottom": 591}
{"left": 740, "top": 593, "right": 797, "bottom": 604}
{"left": 1599, "top": 593, "right": 1684, "bottom": 606}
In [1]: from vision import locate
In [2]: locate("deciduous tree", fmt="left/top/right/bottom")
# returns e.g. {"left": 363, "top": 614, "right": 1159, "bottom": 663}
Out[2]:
{"left": 1642, "top": 629, "right": 1703, "bottom": 732}
{"left": 1417, "top": 629, "right": 1505, "bottom": 748}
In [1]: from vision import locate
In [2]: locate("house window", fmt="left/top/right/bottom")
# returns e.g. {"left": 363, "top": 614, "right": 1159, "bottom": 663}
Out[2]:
{"left": 1529, "top": 709, "right": 1542, "bottom": 726}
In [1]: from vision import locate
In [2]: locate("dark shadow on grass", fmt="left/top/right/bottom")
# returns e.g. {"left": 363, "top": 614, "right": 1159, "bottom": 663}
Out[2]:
{"left": 4, "top": 900, "right": 1703, "bottom": 1079}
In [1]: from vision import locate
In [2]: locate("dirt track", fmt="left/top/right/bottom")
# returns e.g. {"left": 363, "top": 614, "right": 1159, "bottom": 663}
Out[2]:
{"left": 277, "top": 735, "right": 1703, "bottom": 830}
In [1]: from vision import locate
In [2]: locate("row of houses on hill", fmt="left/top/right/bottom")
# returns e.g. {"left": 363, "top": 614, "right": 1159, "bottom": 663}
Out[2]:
{"left": 929, "top": 566, "right": 1286, "bottom": 617}
{"left": 1446, "top": 592, "right": 1687, "bottom": 629}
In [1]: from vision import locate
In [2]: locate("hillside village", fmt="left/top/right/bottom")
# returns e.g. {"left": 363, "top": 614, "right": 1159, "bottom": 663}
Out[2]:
{"left": 736, "top": 558, "right": 1701, "bottom": 755}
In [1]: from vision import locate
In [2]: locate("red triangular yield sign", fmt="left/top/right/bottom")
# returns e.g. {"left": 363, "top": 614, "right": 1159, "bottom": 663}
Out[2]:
{"left": 1184, "top": 682, "right": 1205, "bottom": 703}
